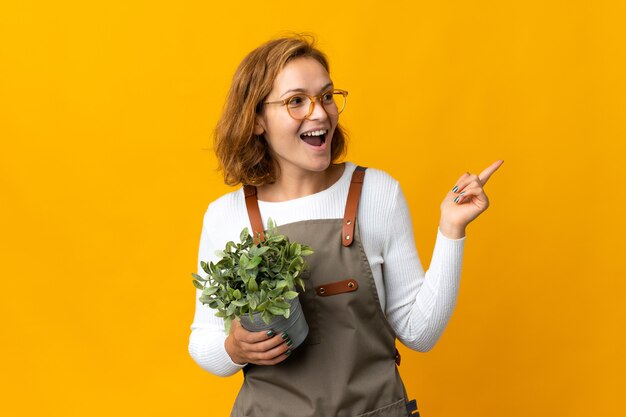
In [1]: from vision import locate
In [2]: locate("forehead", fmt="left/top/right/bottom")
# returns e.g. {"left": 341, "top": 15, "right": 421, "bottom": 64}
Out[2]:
{"left": 272, "top": 57, "right": 332, "bottom": 94}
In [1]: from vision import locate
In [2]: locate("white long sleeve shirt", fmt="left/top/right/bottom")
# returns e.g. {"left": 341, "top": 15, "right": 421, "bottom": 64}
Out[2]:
{"left": 188, "top": 162, "right": 466, "bottom": 377}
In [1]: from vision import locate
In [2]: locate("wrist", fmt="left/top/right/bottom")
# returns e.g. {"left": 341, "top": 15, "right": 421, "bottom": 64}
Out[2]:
{"left": 439, "top": 221, "right": 466, "bottom": 239}
{"left": 224, "top": 335, "right": 244, "bottom": 365}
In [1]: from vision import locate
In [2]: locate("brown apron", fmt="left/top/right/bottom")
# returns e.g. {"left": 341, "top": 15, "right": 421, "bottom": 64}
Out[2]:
{"left": 233, "top": 166, "right": 419, "bottom": 417}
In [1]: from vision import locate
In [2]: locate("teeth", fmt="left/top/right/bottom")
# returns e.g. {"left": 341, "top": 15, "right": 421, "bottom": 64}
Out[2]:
{"left": 302, "top": 129, "right": 327, "bottom": 137}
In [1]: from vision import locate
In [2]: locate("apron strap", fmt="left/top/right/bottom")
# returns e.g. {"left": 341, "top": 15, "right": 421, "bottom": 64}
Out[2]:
{"left": 244, "top": 164, "right": 368, "bottom": 247}
{"left": 243, "top": 185, "right": 265, "bottom": 245}
{"left": 342, "top": 166, "right": 367, "bottom": 247}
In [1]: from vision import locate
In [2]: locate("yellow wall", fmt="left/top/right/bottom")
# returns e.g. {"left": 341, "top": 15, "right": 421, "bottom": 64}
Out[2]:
{"left": 1, "top": 1, "right": 625, "bottom": 416}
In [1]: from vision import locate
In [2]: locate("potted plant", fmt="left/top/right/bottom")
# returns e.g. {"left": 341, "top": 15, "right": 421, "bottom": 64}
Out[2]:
{"left": 192, "top": 219, "right": 313, "bottom": 350}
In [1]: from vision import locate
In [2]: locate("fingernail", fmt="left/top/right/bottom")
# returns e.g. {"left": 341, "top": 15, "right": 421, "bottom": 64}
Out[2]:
{"left": 266, "top": 330, "right": 275, "bottom": 337}
{"left": 286, "top": 339, "right": 293, "bottom": 347}
{"left": 285, "top": 349, "right": 292, "bottom": 356}
{"left": 454, "top": 196, "right": 460, "bottom": 203}
{"left": 460, "top": 191, "right": 465, "bottom": 195}
{"left": 452, "top": 185, "right": 459, "bottom": 193}
{"left": 281, "top": 332, "right": 289, "bottom": 340}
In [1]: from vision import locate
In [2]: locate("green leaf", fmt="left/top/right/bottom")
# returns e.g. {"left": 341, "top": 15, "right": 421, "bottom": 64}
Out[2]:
{"left": 247, "top": 256, "right": 262, "bottom": 269}
{"left": 249, "top": 295, "right": 258, "bottom": 310}
{"left": 300, "top": 249, "right": 314, "bottom": 256}
{"left": 288, "top": 257, "right": 302, "bottom": 271}
{"left": 226, "top": 303, "right": 237, "bottom": 316}
{"left": 283, "top": 291, "right": 299, "bottom": 300}
{"left": 233, "top": 289, "right": 242, "bottom": 299}
{"left": 268, "top": 287, "right": 283, "bottom": 298}
{"left": 200, "top": 261, "right": 210, "bottom": 274}
{"left": 231, "top": 299, "right": 248, "bottom": 307}
{"left": 240, "top": 227, "right": 250, "bottom": 243}
{"left": 267, "top": 306, "right": 286, "bottom": 316}
{"left": 224, "top": 316, "right": 232, "bottom": 333}
{"left": 255, "top": 246, "right": 271, "bottom": 257}
{"left": 191, "top": 273, "right": 207, "bottom": 282}
{"left": 192, "top": 280, "right": 204, "bottom": 290}
{"left": 202, "top": 286, "right": 219, "bottom": 296}
{"left": 247, "top": 278, "right": 258, "bottom": 291}
{"left": 273, "top": 300, "right": 291, "bottom": 309}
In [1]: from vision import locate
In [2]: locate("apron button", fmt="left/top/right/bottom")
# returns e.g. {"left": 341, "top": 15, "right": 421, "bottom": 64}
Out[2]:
{"left": 347, "top": 282, "right": 355, "bottom": 288}
{"left": 346, "top": 219, "right": 351, "bottom": 225}
{"left": 345, "top": 235, "right": 351, "bottom": 240}
{"left": 319, "top": 287, "right": 325, "bottom": 294}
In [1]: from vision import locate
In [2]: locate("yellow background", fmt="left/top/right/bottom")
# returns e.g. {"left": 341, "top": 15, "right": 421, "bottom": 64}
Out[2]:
{"left": 1, "top": 1, "right": 625, "bottom": 416}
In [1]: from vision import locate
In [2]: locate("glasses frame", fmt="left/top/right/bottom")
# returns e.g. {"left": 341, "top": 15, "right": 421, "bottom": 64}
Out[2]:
{"left": 263, "top": 89, "right": 349, "bottom": 121}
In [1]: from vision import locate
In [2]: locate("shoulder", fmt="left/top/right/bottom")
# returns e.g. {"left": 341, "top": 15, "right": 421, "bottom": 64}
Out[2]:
{"left": 350, "top": 164, "right": 403, "bottom": 255}
{"left": 201, "top": 188, "right": 248, "bottom": 240}
{"left": 357, "top": 164, "right": 403, "bottom": 225}
{"left": 360, "top": 165, "right": 400, "bottom": 202}
{"left": 363, "top": 165, "right": 399, "bottom": 186}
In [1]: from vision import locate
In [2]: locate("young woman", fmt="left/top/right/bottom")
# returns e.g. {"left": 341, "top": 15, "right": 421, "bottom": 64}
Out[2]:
{"left": 189, "top": 35, "right": 503, "bottom": 417}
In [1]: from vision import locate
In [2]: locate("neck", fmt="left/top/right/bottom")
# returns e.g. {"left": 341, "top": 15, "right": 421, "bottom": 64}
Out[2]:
{"left": 256, "top": 163, "right": 345, "bottom": 202}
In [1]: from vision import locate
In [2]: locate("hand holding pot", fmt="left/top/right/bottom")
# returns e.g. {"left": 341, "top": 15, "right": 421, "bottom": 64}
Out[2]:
{"left": 225, "top": 319, "right": 293, "bottom": 366}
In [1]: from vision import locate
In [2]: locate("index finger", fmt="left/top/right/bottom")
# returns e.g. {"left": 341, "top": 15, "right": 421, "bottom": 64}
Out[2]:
{"left": 478, "top": 160, "right": 504, "bottom": 185}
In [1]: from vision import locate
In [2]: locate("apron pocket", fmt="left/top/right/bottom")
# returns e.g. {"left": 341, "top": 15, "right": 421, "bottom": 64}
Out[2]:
{"left": 355, "top": 398, "right": 408, "bottom": 417}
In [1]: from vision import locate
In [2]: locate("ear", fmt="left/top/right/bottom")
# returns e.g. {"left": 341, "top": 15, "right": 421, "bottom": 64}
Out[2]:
{"left": 253, "top": 115, "right": 265, "bottom": 136}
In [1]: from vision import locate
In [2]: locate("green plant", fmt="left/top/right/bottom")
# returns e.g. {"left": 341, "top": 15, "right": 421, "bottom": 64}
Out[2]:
{"left": 192, "top": 218, "right": 314, "bottom": 332}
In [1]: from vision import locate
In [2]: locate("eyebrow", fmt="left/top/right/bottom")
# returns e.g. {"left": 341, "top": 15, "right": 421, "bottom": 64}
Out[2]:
{"left": 280, "top": 82, "right": 334, "bottom": 98}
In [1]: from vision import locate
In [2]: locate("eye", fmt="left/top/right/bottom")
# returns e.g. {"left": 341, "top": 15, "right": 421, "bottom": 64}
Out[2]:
{"left": 287, "top": 95, "right": 307, "bottom": 108}
{"left": 322, "top": 92, "right": 334, "bottom": 102}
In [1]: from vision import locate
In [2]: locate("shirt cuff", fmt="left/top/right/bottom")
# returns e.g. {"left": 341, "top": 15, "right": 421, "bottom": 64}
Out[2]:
{"left": 431, "top": 227, "right": 466, "bottom": 277}
{"left": 437, "top": 226, "right": 467, "bottom": 242}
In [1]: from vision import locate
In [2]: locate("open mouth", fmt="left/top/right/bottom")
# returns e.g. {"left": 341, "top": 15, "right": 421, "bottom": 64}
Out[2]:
{"left": 300, "top": 129, "right": 328, "bottom": 147}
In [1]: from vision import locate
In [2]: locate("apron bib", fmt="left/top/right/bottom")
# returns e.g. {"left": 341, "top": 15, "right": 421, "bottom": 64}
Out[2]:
{"left": 233, "top": 166, "right": 418, "bottom": 417}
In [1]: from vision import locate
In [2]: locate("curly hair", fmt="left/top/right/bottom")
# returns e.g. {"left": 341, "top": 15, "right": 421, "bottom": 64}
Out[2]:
{"left": 214, "top": 34, "right": 347, "bottom": 186}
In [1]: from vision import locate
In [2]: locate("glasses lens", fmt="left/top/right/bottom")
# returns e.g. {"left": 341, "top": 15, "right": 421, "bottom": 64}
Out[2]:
{"left": 287, "top": 95, "right": 311, "bottom": 120}
{"left": 325, "top": 90, "right": 346, "bottom": 115}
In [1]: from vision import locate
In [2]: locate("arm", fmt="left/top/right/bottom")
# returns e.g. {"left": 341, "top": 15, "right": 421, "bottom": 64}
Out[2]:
{"left": 382, "top": 183, "right": 466, "bottom": 352}
{"left": 188, "top": 205, "right": 292, "bottom": 374}
{"left": 188, "top": 210, "right": 246, "bottom": 377}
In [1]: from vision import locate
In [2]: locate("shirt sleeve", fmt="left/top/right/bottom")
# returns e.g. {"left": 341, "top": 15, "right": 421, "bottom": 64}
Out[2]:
{"left": 382, "top": 182, "right": 466, "bottom": 352}
{"left": 188, "top": 206, "right": 247, "bottom": 376}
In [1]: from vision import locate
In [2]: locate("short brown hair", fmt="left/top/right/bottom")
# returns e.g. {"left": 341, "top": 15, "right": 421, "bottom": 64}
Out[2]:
{"left": 214, "top": 34, "right": 347, "bottom": 186}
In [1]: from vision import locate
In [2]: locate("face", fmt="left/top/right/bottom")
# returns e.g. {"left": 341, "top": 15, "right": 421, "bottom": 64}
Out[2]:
{"left": 254, "top": 57, "right": 339, "bottom": 177}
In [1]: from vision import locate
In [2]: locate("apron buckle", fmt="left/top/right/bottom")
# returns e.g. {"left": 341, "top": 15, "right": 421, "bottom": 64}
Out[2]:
{"left": 406, "top": 399, "right": 420, "bottom": 416}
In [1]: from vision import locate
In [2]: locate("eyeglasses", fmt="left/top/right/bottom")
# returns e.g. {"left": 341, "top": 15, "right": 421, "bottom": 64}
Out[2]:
{"left": 263, "top": 89, "right": 348, "bottom": 121}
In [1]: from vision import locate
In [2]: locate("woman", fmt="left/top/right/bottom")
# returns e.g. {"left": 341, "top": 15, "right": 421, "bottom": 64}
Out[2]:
{"left": 189, "top": 35, "right": 503, "bottom": 417}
